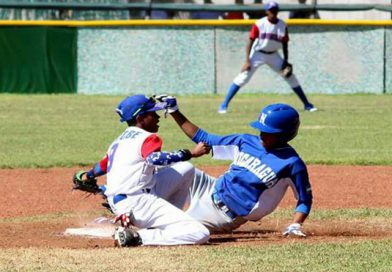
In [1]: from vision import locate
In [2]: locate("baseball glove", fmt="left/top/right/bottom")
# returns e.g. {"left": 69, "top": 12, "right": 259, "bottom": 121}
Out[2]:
{"left": 280, "top": 62, "right": 293, "bottom": 78}
{"left": 72, "top": 170, "right": 101, "bottom": 194}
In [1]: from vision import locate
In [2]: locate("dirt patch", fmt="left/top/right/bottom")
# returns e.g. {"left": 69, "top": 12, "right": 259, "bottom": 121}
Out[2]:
{"left": 0, "top": 165, "right": 391, "bottom": 248}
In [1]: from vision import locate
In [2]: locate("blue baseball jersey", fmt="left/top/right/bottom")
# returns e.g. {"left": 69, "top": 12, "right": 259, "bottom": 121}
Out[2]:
{"left": 193, "top": 129, "right": 313, "bottom": 217}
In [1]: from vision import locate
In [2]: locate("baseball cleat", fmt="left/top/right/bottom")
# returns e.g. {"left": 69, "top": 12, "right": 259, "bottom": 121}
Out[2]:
{"left": 304, "top": 104, "right": 318, "bottom": 112}
{"left": 113, "top": 227, "right": 142, "bottom": 247}
{"left": 218, "top": 105, "right": 228, "bottom": 114}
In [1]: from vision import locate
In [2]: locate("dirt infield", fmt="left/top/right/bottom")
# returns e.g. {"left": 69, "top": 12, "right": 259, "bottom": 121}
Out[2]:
{"left": 1, "top": 165, "right": 391, "bottom": 248}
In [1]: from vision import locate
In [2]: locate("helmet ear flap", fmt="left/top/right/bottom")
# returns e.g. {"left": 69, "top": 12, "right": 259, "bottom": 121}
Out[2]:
{"left": 280, "top": 120, "right": 300, "bottom": 143}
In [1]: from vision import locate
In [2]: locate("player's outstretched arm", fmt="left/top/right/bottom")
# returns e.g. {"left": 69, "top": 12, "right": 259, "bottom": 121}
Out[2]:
{"left": 154, "top": 95, "right": 199, "bottom": 139}
{"left": 170, "top": 110, "right": 199, "bottom": 140}
{"left": 145, "top": 142, "right": 210, "bottom": 166}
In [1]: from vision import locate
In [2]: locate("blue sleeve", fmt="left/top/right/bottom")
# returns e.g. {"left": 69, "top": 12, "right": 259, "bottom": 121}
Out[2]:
{"left": 146, "top": 150, "right": 192, "bottom": 166}
{"left": 86, "top": 162, "right": 107, "bottom": 179}
{"left": 291, "top": 163, "right": 313, "bottom": 215}
{"left": 192, "top": 128, "right": 243, "bottom": 147}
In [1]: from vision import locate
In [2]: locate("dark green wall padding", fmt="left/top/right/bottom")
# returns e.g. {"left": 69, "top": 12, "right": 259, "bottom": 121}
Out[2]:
{"left": 0, "top": 27, "right": 77, "bottom": 93}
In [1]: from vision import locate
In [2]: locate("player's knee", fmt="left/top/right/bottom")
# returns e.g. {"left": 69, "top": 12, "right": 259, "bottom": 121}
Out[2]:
{"left": 175, "top": 161, "right": 195, "bottom": 181}
{"left": 233, "top": 73, "right": 251, "bottom": 87}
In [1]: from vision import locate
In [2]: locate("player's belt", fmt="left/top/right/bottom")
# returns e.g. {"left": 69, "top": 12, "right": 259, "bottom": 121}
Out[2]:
{"left": 113, "top": 188, "right": 151, "bottom": 204}
{"left": 211, "top": 192, "right": 238, "bottom": 220}
{"left": 113, "top": 194, "right": 127, "bottom": 204}
{"left": 258, "top": 50, "right": 277, "bottom": 54}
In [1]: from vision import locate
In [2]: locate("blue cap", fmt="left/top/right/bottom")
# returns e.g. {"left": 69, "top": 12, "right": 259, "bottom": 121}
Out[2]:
{"left": 115, "top": 94, "right": 166, "bottom": 122}
{"left": 264, "top": 1, "right": 279, "bottom": 11}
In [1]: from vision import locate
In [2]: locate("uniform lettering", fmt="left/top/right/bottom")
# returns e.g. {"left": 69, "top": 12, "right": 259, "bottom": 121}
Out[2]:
{"left": 119, "top": 130, "right": 141, "bottom": 140}
{"left": 249, "top": 158, "right": 261, "bottom": 171}
{"left": 234, "top": 151, "right": 277, "bottom": 187}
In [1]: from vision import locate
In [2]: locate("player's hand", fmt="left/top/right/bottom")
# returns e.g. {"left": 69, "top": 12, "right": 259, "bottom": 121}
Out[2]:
{"left": 281, "top": 59, "right": 289, "bottom": 70}
{"left": 191, "top": 142, "right": 211, "bottom": 158}
{"left": 283, "top": 223, "right": 306, "bottom": 238}
{"left": 155, "top": 94, "right": 178, "bottom": 113}
{"left": 280, "top": 61, "right": 293, "bottom": 78}
{"left": 112, "top": 212, "right": 133, "bottom": 228}
{"left": 241, "top": 60, "right": 251, "bottom": 72}
{"left": 72, "top": 170, "right": 101, "bottom": 194}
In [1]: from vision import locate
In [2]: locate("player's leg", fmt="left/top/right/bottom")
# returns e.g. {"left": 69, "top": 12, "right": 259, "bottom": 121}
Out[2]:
{"left": 219, "top": 52, "right": 264, "bottom": 114}
{"left": 153, "top": 161, "right": 195, "bottom": 209}
{"left": 112, "top": 193, "right": 209, "bottom": 246}
{"left": 268, "top": 54, "right": 317, "bottom": 112}
{"left": 185, "top": 169, "right": 247, "bottom": 232}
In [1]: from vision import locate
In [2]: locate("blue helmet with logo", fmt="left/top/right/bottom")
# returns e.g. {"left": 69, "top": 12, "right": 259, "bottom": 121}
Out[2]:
{"left": 250, "top": 103, "right": 300, "bottom": 142}
{"left": 115, "top": 94, "right": 165, "bottom": 122}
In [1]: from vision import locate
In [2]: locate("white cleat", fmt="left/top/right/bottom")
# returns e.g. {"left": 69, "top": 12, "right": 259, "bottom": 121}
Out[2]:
{"left": 304, "top": 104, "right": 318, "bottom": 112}
{"left": 218, "top": 106, "right": 227, "bottom": 114}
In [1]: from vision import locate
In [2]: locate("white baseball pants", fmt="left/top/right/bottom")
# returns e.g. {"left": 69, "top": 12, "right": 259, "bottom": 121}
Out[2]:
{"left": 233, "top": 51, "right": 300, "bottom": 88}
{"left": 108, "top": 162, "right": 209, "bottom": 246}
{"left": 182, "top": 169, "right": 292, "bottom": 233}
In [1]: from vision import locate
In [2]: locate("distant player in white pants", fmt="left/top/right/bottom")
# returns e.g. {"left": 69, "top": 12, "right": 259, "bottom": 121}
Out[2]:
{"left": 219, "top": 1, "right": 317, "bottom": 114}
{"left": 78, "top": 94, "right": 210, "bottom": 247}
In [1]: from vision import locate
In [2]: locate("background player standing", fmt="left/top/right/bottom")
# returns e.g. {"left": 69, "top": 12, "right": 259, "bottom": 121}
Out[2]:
{"left": 75, "top": 94, "right": 210, "bottom": 247}
{"left": 219, "top": 1, "right": 317, "bottom": 114}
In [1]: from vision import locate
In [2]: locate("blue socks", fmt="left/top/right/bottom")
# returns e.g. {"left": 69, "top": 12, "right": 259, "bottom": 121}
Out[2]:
{"left": 221, "top": 83, "right": 241, "bottom": 109}
{"left": 292, "top": 86, "right": 311, "bottom": 107}
{"left": 221, "top": 84, "right": 312, "bottom": 110}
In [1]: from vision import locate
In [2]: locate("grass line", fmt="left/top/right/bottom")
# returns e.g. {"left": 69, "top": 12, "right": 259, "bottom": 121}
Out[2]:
{"left": 270, "top": 208, "right": 392, "bottom": 220}
{"left": 0, "top": 210, "right": 106, "bottom": 224}
{"left": 1, "top": 208, "right": 391, "bottom": 224}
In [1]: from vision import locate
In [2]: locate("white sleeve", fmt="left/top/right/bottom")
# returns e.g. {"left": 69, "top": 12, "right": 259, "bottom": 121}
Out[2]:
{"left": 212, "top": 145, "right": 239, "bottom": 160}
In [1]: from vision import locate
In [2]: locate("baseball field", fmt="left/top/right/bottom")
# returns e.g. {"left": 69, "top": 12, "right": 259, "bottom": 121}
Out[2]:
{"left": 1, "top": 94, "right": 392, "bottom": 271}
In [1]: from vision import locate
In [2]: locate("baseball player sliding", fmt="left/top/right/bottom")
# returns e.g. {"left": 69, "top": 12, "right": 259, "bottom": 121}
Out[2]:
{"left": 219, "top": 1, "right": 317, "bottom": 114}
{"left": 74, "top": 94, "right": 210, "bottom": 247}
{"left": 160, "top": 95, "right": 313, "bottom": 236}
{"left": 74, "top": 95, "right": 313, "bottom": 244}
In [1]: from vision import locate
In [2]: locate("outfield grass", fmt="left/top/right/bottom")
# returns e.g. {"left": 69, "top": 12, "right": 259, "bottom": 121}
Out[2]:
{"left": 1, "top": 240, "right": 392, "bottom": 272}
{"left": 0, "top": 93, "right": 392, "bottom": 168}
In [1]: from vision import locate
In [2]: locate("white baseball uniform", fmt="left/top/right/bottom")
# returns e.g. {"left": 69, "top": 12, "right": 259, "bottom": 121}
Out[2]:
{"left": 233, "top": 17, "right": 300, "bottom": 88}
{"left": 104, "top": 126, "right": 209, "bottom": 246}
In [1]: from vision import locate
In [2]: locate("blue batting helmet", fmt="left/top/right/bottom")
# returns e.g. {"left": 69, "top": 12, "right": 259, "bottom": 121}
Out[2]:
{"left": 250, "top": 103, "right": 300, "bottom": 142}
{"left": 115, "top": 94, "right": 165, "bottom": 122}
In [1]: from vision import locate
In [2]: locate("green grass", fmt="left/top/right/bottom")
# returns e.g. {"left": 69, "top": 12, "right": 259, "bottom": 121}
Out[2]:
{"left": 1, "top": 93, "right": 392, "bottom": 168}
{"left": 1, "top": 208, "right": 390, "bottom": 223}
{"left": 270, "top": 207, "right": 392, "bottom": 220}
{"left": 1, "top": 240, "right": 392, "bottom": 272}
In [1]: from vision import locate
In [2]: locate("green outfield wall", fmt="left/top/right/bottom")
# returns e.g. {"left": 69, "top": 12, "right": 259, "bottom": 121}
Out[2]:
{"left": 0, "top": 20, "right": 391, "bottom": 94}
{"left": 0, "top": 27, "right": 77, "bottom": 93}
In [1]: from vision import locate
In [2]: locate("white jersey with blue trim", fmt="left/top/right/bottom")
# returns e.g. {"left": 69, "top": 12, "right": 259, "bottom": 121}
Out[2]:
{"left": 104, "top": 126, "right": 156, "bottom": 197}
{"left": 193, "top": 129, "right": 313, "bottom": 217}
